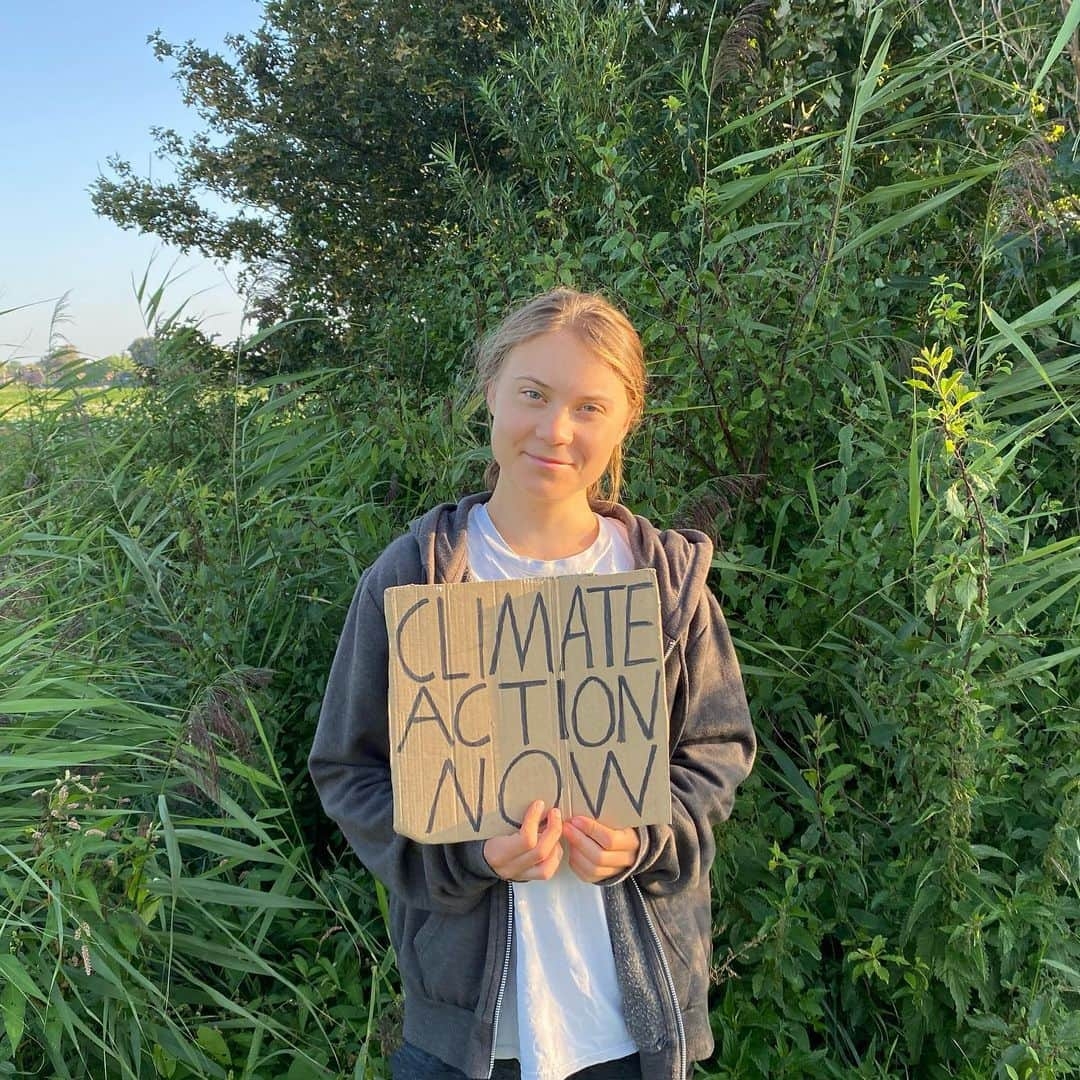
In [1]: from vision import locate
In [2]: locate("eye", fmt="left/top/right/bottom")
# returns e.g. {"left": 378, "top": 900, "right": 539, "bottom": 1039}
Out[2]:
{"left": 521, "top": 388, "right": 544, "bottom": 401}
{"left": 579, "top": 402, "right": 604, "bottom": 415}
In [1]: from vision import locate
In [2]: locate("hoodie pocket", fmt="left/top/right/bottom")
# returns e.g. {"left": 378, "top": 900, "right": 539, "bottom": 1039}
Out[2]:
{"left": 410, "top": 909, "right": 489, "bottom": 1010}
{"left": 654, "top": 903, "right": 692, "bottom": 975}
{"left": 647, "top": 893, "right": 703, "bottom": 1012}
{"left": 412, "top": 912, "right": 446, "bottom": 970}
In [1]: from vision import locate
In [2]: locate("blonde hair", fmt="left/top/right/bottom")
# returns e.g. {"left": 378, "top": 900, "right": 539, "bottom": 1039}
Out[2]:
{"left": 474, "top": 288, "right": 646, "bottom": 510}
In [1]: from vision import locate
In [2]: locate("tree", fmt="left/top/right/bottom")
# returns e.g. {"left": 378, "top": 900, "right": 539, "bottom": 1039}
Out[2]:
{"left": 91, "top": 1, "right": 529, "bottom": 355}
{"left": 81, "top": 353, "right": 139, "bottom": 386}
{"left": 126, "top": 337, "right": 159, "bottom": 372}
{"left": 39, "top": 344, "right": 84, "bottom": 384}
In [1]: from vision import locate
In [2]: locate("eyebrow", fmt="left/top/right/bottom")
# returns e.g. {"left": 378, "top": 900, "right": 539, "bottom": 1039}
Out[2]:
{"left": 513, "top": 376, "right": 616, "bottom": 404}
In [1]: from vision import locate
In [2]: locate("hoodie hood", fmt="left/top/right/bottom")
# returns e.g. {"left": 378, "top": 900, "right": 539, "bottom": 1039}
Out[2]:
{"left": 407, "top": 491, "right": 714, "bottom": 646}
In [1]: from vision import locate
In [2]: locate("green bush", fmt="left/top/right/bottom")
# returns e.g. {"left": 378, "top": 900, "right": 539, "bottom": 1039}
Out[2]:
{"left": 3, "top": 0, "right": 1077, "bottom": 1076}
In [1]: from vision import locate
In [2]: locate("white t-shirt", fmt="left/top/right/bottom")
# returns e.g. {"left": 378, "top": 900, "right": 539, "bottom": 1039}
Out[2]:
{"left": 466, "top": 503, "right": 640, "bottom": 1080}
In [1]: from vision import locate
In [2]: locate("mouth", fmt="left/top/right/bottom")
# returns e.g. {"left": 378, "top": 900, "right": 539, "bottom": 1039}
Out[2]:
{"left": 526, "top": 453, "right": 573, "bottom": 467}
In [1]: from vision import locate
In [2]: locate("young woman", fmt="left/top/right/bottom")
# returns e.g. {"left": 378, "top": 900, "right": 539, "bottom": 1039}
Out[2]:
{"left": 309, "top": 289, "right": 755, "bottom": 1080}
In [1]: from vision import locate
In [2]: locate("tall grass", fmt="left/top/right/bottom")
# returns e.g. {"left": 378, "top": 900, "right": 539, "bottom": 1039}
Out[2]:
{"left": 0, "top": 350, "right": 435, "bottom": 1076}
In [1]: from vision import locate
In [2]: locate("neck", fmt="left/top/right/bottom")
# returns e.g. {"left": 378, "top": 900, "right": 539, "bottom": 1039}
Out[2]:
{"left": 485, "top": 486, "right": 600, "bottom": 560}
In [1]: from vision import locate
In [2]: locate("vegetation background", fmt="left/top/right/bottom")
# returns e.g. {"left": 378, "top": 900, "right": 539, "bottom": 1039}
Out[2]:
{"left": 2, "top": 0, "right": 1078, "bottom": 1077}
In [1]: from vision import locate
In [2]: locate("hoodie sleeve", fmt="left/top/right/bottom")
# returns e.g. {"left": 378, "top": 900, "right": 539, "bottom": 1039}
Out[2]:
{"left": 630, "top": 585, "right": 756, "bottom": 895}
{"left": 308, "top": 535, "right": 499, "bottom": 914}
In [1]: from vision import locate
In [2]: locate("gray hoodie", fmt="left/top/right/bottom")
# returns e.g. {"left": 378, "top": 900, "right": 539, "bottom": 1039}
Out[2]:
{"left": 309, "top": 492, "right": 755, "bottom": 1079}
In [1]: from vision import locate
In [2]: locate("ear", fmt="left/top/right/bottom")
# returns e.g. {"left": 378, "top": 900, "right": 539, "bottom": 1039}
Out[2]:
{"left": 485, "top": 381, "right": 496, "bottom": 415}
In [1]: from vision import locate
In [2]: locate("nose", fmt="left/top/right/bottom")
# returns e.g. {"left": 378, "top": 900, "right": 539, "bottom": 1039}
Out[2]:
{"left": 536, "top": 406, "right": 573, "bottom": 445}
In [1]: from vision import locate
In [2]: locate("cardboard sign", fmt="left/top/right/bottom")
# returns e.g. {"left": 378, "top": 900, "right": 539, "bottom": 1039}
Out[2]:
{"left": 384, "top": 569, "right": 672, "bottom": 843}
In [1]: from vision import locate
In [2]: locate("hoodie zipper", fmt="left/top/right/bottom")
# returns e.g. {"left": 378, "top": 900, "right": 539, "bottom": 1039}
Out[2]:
{"left": 639, "top": 634, "right": 684, "bottom": 1080}
{"left": 487, "top": 881, "right": 514, "bottom": 1079}
{"left": 632, "top": 878, "right": 687, "bottom": 1080}
{"left": 488, "top": 642, "right": 680, "bottom": 1076}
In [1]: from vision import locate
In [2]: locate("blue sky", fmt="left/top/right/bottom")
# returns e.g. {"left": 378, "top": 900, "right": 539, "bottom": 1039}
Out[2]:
{"left": 1, "top": 1, "right": 264, "bottom": 361}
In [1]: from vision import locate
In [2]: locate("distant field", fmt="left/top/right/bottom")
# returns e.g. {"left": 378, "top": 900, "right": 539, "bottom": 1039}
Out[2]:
{"left": 0, "top": 384, "right": 135, "bottom": 420}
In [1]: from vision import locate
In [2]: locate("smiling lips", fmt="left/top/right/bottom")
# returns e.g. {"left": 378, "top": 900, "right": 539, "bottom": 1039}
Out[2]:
{"left": 527, "top": 452, "right": 573, "bottom": 467}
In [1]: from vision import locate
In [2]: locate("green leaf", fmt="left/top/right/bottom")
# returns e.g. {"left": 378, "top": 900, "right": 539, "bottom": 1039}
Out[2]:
{"left": 805, "top": 466, "right": 821, "bottom": 524}
{"left": 825, "top": 764, "right": 857, "bottom": 784}
{"left": 925, "top": 582, "right": 939, "bottom": 617}
{"left": 954, "top": 573, "right": 980, "bottom": 614}
{"left": 197, "top": 1025, "right": 231, "bottom": 1067}
{"left": 1004, "top": 645, "right": 1080, "bottom": 681}
{"left": 1041, "top": 957, "right": 1080, "bottom": 985}
{"left": 0, "top": 956, "right": 42, "bottom": 1000}
{"left": 908, "top": 420, "right": 921, "bottom": 548}
{"left": 837, "top": 172, "right": 996, "bottom": 258}
{"left": 1033, "top": 0, "right": 1080, "bottom": 89}
{"left": 157, "top": 794, "right": 181, "bottom": 885}
{"left": 151, "top": 877, "right": 322, "bottom": 910}
{"left": 984, "top": 303, "right": 1080, "bottom": 427}
{"left": 1, "top": 981, "right": 26, "bottom": 1053}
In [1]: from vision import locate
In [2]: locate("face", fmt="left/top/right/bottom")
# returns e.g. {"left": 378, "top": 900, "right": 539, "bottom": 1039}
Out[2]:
{"left": 485, "top": 328, "right": 632, "bottom": 509}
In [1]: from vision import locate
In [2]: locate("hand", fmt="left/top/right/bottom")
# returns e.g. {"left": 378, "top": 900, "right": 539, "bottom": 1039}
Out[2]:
{"left": 562, "top": 816, "right": 641, "bottom": 884}
{"left": 482, "top": 800, "right": 563, "bottom": 882}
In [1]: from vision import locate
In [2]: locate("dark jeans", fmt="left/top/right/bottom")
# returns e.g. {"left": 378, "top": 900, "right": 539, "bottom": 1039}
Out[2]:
{"left": 390, "top": 1041, "right": 644, "bottom": 1079}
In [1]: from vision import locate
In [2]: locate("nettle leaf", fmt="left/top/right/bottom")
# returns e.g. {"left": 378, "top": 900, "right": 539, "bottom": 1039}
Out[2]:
{"left": 945, "top": 484, "right": 967, "bottom": 519}
{"left": 925, "top": 582, "right": 940, "bottom": 617}
{"left": 954, "top": 573, "right": 980, "bottom": 614}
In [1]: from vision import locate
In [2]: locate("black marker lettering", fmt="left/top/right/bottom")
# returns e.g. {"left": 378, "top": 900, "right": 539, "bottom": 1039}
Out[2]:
{"left": 585, "top": 583, "right": 625, "bottom": 667}
{"left": 617, "top": 670, "right": 661, "bottom": 742}
{"left": 623, "top": 581, "right": 657, "bottom": 667}
{"left": 452, "top": 683, "right": 489, "bottom": 747}
{"left": 497, "top": 679, "right": 547, "bottom": 745}
{"left": 426, "top": 757, "right": 486, "bottom": 834}
{"left": 570, "top": 744, "right": 658, "bottom": 818}
{"left": 489, "top": 591, "right": 553, "bottom": 675}
{"left": 395, "top": 597, "right": 434, "bottom": 682}
{"left": 498, "top": 749, "right": 562, "bottom": 828}
{"left": 476, "top": 596, "right": 486, "bottom": 680}
{"left": 570, "top": 675, "right": 616, "bottom": 748}
{"left": 397, "top": 685, "right": 453, "bottom": 753}
{"left": 437, "top": 595, "right": 469, "bottom": 680}
{"left": 556, "top": 676, "right": 569, "bottom": 740}
{"left": 560, "top": 585, "right": 594, "bottom": 669}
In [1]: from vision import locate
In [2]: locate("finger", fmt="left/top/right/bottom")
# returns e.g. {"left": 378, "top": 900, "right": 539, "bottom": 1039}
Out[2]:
{"left": 562, "top": 820, "right": 603, "bottom": 860}
{"left": 519, "top": 800, "right": 545, "bottom": 848}
{"left": 568, "top": 816, "right": 618, "bottom": 850}
{"left": 509, "top": 809, "right": 563, "bottom": 877}
{"left": 531, "top": 841, "right": 563, "bottom": 881}
{"left": 484, "top": 833, "right": 532, "bottom": 878}
{"left": 591, "top": 847, "right": 635, "bottom": 869}
{"left": 562, "top": 822, "right": 604, "bottom": 871}
{"left": 534, "top": 807, "right": 562, "bottom": 861}
{"left": 607, "top": 825, "right": 641, "bottom": 854}
{"left": 510, "top": 836, "right": 563, "bottom": 883}
{"left": 567, "top": 845, "right": 606, "bottom": 884}
{"left": 564, "top": 824, "right": 634, "bottom": 870}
